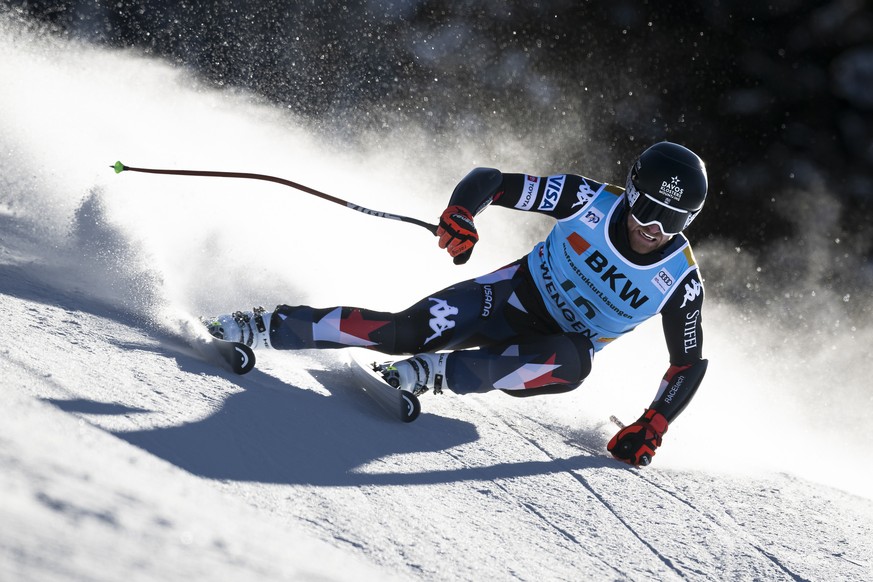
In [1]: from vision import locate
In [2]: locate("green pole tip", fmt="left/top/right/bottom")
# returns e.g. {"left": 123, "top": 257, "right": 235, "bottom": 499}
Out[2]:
{"left": 113, "top": 161, "right": 126, "bottom": 174}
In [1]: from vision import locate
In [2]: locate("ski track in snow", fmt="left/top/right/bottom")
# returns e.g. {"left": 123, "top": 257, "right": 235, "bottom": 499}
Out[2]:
{"left": 494, "top": 408, "right": 807, "bottom": 581}
{"left": 2, "top": 16, "right": 873, "bottom": 582}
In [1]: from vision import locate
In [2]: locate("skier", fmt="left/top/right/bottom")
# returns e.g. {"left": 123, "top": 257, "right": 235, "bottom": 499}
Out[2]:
{"left": 205, "top": 141, "right": 709, "bottom": 466}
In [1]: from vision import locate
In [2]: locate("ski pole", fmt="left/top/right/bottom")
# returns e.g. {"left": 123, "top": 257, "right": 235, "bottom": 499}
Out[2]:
{"left": 609, "top": 415, "right": 626, "bottom": 429}
{"left": 111, "top": 161, "right": 439, "bottom": 236}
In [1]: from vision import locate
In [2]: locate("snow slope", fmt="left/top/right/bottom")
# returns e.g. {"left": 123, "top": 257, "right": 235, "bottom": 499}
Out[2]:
{"left": 2, "top": 16, "right": 872, "bottom": 582}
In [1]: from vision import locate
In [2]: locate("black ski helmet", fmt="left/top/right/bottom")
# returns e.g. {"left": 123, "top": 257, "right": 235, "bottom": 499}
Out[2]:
{"left": 625, "top": 142, "right": 707, "bottom": 235}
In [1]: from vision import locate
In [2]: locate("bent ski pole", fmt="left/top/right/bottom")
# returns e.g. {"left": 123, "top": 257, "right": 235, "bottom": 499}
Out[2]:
{"left": 111, "top": 161, "right": 439, "bottom": 236}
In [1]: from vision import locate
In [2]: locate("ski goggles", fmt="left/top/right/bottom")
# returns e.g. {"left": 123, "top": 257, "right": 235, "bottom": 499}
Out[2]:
{"left": 625, "top": 179, "right": 696, "bottom": 235}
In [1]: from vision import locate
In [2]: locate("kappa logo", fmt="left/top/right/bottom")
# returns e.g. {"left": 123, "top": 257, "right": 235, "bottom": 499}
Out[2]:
{"left": 572, "top": 180, "right": 598, "bottom": 209}
{"left": 425, "top": 297, "right": 458, "bottom": 344}
{"left": 679, "top": 280, "right": 702, "bottom": 308}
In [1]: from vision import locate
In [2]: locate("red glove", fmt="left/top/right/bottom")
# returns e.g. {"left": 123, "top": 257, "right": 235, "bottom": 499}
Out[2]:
{"left": 437, "top": 205, "right": 478, "bottom": 265}
{"left": 607, "top": 409, "right": 668, "bottom": 466}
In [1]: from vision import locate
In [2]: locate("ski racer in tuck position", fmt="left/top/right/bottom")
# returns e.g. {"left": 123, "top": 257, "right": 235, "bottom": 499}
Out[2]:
{"left": 206, "top": 141, "right": 710, "bottom": 466}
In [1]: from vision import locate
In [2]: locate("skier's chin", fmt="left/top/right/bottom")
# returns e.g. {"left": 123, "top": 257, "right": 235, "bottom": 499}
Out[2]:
{"left": 629, "top": 228, "right": 665, "bottom": 254}
{"left": 626, "top": 215, "right": 672, "bottom": 254}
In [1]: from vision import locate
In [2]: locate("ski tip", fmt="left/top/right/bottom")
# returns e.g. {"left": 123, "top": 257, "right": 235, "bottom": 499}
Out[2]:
{"left": 400, "top": 391, "right": 421, "bottom": 423}
{"left": 112, "top": 161, "right": 126, "bottom": 174}
{"left": 232, "top": 343, "right": 256, "bottom": 374}
{"left": 207, "top": 337, "right": 256, "bottom": 374}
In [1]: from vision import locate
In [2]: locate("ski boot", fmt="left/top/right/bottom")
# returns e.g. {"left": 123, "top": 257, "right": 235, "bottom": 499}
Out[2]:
{"left": 202, "top": 306, "right": 274, "bottom": 350}
{"left": 376, "top": 353, "right": 448, "bottom": 396}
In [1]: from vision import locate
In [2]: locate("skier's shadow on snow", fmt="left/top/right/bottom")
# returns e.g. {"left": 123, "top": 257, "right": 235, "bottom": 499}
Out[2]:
{"left": 110, "top": 355, "right": 613, "bottom": 486}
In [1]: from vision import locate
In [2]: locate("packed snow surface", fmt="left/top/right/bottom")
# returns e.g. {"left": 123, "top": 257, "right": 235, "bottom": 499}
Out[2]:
{"left": 1, "top": 16, "right": 871, "bottom": 581}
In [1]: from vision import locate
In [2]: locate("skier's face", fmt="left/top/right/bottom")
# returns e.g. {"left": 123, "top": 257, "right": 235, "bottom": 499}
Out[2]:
{"left": 626, "top": 213, "right": 673, "bottom": 254}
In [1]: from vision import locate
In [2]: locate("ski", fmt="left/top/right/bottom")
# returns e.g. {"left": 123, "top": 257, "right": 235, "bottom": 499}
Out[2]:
{"left": 195, "top": 336, "right": 256, "bottom": 375}
{"left": 347, "top": 351, "right": 421, "bottom": 423}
